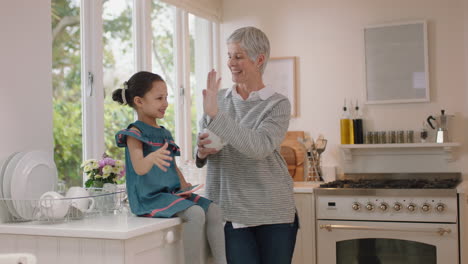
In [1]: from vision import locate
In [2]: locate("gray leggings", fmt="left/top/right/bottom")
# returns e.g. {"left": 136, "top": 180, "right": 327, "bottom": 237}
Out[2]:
{"left": 176, "top": 203, "right": 227, "bottom": 264}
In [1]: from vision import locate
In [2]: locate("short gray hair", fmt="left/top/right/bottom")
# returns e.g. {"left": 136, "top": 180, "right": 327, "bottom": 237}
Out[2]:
{"left": 227, "top": 27, "right": 270, "bottom": 74}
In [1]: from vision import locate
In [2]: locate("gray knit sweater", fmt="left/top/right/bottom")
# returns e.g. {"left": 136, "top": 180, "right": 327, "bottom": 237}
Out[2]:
{"left": 197, "top": 88, "right": 295, "bottom": 226}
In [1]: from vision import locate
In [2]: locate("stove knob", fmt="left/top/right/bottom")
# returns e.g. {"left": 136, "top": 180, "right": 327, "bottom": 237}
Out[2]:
{"left": 407, "top": 203, "right": 417, "bottom": 212}
{"left": 421, "top": 204, "right": 431, "bottom": 212}
{"left": 352, "top": 202, "right": 361, "bottom": 211}
{"left": 366, "top": 203, "right": 374, "bottom": 211}
{"left": 436, "top": 203, "right": 445, "bottom": 212}
{"left": 393, "top": 203, "right": 402, "bottom": 211}
{"left": 379, "top": 203, "right": 388, "bottom": 211}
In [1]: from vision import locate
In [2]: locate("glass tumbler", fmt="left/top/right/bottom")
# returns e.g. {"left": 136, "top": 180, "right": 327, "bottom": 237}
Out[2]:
{"left": 379, "top": 131, "right": 387, "bottom": 144}
{"left": 406, "top": 130, "right": 414, "bottom": 143}
{"left": 389, "top": 131, "right": 397, "bottom": 144}
{"left": 366, "top": 131, "right": 373, "bottom": 144}
{"left": 397, "top": 130, "right": 405, "bottom": 143}
{"left": 372, "top": 131, "right": 380, "bottom": 144}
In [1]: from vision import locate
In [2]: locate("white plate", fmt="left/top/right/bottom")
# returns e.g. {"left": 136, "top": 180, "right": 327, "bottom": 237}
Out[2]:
{"left": 11, "top": 151, "right": 58, "bottom": 220}
{"left": 0, "top": 152, "right": 18, "bottom": 198}
{"left": 0, "top": 152, "right": 19, "bottom": 222}
{"left": 5, "top": 151, "right": 58, "bottom": 220}
{"left": 2, "top": 152, "right": 26, "bottom": 219}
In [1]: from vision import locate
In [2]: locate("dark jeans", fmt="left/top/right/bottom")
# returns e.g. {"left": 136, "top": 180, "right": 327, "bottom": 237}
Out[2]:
{"left": 224, "top": 214, "right": 299, "bottom": 264}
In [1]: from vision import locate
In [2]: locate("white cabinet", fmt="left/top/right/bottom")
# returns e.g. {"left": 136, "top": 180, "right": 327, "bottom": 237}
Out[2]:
{"left": 0, "top": 225, "right": 183, "bottom": 264}
{"left": 0, "top": 215, "right": 185, "bottom": 264}
{"left": 124, "top": 225, "right": 184, "bottom": 264}
{"left": 293, "top": 192, "right": 316, "bottom": 264}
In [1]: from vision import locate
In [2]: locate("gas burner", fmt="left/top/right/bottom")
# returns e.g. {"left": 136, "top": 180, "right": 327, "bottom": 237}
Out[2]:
{"left": 319, "top": 178, "right": 460, "bottom": 189}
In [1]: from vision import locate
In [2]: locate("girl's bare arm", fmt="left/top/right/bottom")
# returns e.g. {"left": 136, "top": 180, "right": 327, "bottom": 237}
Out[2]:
{"left": 127, "top": 128, "right": 173, "bottom": 175}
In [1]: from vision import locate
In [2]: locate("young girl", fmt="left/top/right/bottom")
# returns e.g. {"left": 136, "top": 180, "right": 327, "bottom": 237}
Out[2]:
{"left": 112, "top": 71, "right": 226, "bottom": 264}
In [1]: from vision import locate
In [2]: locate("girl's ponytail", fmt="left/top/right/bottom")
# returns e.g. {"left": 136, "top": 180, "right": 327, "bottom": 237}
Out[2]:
{"left": 112, "top": 82, "right": 129, "bottom": 106}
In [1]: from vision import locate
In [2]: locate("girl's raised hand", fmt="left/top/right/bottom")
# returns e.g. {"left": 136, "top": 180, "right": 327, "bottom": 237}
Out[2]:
{"left": 149, "top": 142, "right": 173, "bottom": 171}
{"left": 203, "top": 69, "right": 221, "bottom": 118}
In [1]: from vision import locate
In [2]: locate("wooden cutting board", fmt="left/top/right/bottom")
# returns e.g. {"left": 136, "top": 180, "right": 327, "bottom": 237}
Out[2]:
{"left": 280, "top": 131, "right": 306, "bottom": 181}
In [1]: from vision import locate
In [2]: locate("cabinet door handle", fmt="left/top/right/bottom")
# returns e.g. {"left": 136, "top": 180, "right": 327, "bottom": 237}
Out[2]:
{"left": 165, "top": 230, "right": 175, "bottom": 244}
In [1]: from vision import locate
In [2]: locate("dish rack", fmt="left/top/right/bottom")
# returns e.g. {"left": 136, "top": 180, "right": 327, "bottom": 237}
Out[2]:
{"left": 0, "top": 189, "right": 127, "bottom": 223}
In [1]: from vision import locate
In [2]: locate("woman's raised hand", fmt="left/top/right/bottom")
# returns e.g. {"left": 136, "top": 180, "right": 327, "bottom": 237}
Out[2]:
{"left": 203, "top": 69, "right": 221, "bottom": 118}
{"left": 149, "top": 142, "right": 173, "bottom": 172}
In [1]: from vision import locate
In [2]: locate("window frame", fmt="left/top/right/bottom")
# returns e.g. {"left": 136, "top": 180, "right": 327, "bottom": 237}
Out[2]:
{"left": 78, "top": 0, "right": 219, "bottom": 172}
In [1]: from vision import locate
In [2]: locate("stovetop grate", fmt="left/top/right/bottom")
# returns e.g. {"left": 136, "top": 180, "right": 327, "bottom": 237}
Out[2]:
{"left": 319, "top": 178, "right": 460, "bottom": 189}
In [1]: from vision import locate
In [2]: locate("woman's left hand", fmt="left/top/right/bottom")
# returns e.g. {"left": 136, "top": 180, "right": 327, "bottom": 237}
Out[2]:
{"left": 196, "top": 131, "right": 220, "bottom": 159}
{"left": 203, "top": 69, "right": 221, "bottom": 118}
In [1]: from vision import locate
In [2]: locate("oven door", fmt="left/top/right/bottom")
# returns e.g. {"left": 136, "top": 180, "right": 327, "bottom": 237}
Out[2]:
{"left": 317, "top": 220, "right": 458, "bottom": 264}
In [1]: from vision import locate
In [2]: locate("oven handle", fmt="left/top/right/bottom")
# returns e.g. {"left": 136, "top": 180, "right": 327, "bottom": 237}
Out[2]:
{"left": 319, "top": 224, "right": 452, "bottom": 236}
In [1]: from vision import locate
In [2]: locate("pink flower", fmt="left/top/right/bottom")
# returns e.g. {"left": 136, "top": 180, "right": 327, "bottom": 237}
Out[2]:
{"left": 119, "top": 168, "right": 126, "bottom": 179}
{"left": 99, "top": 157, "right": 115, "bottom": 167}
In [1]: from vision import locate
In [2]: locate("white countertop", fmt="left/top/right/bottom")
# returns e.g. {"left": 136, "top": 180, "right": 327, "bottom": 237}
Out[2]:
{"left": 0, "top": 213, "right": 182, "bottom": 240}
{"left": 457, "top": 180, "right": 468, "bottom": 194}
{"left": 293, "top": 181, "right": 321, "bottom": 193}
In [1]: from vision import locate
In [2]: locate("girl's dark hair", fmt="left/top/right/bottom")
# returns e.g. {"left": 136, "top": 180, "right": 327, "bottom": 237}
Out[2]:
{"left": 112, "top": 71, "right": 164, "bottom": 107}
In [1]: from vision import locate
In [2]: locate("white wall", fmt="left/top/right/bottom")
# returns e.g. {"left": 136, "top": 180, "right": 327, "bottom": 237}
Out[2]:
{"left": 0, "top": 0, "right": 466, "bottom": 177}
{"left": 0, "top": 0, "right": 53, "bottom": 160}
{"left": 221, "top": 0, "right": 468, "bottom": 176}
{"left": 462, "top": 0, "right": 468, "bottom": 179}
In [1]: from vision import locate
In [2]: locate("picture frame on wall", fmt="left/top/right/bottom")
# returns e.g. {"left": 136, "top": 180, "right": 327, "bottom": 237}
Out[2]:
{"left": 364, "top": 20, "right": 430, "bottom": 104}
{"left": 263, "top": 56, "right": 297, "bottom": 117}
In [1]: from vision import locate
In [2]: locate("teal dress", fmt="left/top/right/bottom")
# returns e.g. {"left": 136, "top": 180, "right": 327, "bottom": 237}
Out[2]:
{"left": 115, "top": 121, "right": 211, "bottom": 218}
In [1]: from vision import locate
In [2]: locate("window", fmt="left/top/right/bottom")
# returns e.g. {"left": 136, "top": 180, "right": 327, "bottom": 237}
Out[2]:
{"left": 151, "top": 1, "right": 176, "bottom": 136}
{"left": 51, "top": 0, "right": 219, "bottom": 187}
{"left": 189, "top": 14, "right": 213, "bottom": 156}
{"left": 51, "top": 0, "right": 82, "bottom": 187}
{"left": 102, "top": 0, "right": 135, "bottom": 162}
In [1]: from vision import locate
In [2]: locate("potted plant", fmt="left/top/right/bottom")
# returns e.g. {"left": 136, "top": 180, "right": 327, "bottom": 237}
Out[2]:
{"left": 82, "top": 154, "right": 125, "bottom": 188}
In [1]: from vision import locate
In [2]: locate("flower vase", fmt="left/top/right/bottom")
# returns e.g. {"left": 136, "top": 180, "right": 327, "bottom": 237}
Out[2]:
{"left": 92, "top": 181, "right": 104, "bottom": 188}
{"left": 103, "top": 183, "right": 117, "bottom": 193}
{"left": 98, "top": 183, "right": 118, "bottom": 213}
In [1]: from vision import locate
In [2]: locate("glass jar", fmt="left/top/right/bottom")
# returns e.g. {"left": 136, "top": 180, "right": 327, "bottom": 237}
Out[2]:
{"left": 397, "top": 130, "right": 405, "bottom": 143}
{"left": 406, "top": 130, "right": 414, "bottom": 143}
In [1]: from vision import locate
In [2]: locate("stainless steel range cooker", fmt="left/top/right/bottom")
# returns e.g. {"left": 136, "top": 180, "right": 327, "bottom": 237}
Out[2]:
{"left": 315, "top": 173, "right": 461, "bottom": 264}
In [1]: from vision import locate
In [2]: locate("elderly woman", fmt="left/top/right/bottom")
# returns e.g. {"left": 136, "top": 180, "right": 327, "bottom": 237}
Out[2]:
{"left": 196, "top": 27, "right": 298, "bottom": 264}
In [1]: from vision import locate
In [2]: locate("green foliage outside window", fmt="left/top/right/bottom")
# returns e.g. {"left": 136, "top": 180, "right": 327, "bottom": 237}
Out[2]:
{"left": 52, "top": 0, "right": 82, "bottom": 187}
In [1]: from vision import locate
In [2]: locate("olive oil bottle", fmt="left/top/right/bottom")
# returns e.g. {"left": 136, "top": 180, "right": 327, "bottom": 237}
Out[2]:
{"left": 340, "top": 100, "right": 354, "bottom": 144}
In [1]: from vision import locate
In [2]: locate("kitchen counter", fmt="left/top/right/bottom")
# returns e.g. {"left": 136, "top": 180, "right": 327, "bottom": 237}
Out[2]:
{"left": 0, "top": 212, "right": 182, "bottom": 240}
{"left": 293, "top": 181, "right": 322, "bottom": 193}
{"left": 457, "top": 180, "right": 468, "bottom": 194}
{"left": 0, "top": 212, "right": 186, "bottom": 264}
{"left": 0, "top": 184, "right": 320, "bottom": 264}
{"left": 292, "top": 181, "right": 320, "bottom": 264}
